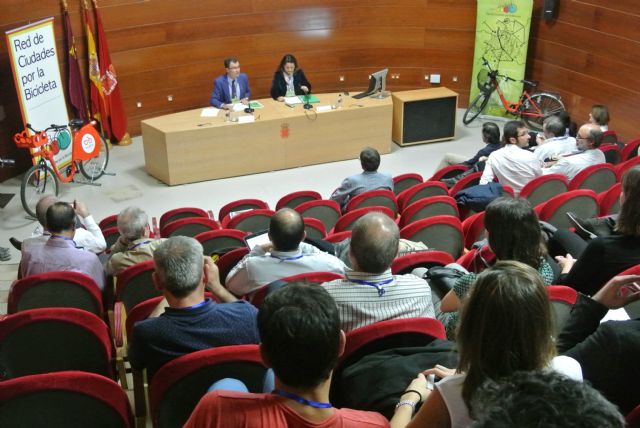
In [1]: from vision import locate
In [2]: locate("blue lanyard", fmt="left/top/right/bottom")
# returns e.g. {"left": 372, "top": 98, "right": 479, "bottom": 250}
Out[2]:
{"left": 270, "top": 254, "right": 304, "bottom": 262}
{"left": 272, "top": 389, "right": 332, "bottom": 409}
{"left": 128, "top": 240, "right": 151, "bottom": 251}
{"left": 349, "top": 278, "right": 394, "bottom": 297}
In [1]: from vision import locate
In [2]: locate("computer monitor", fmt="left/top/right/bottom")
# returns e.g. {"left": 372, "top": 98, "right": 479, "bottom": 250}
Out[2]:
{"left": 352, "top": 68, "right": 389, "bottom": 99}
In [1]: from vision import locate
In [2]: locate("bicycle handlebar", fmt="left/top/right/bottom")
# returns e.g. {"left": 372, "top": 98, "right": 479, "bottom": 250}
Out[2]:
{"left": 25, "top": 123, "right": 67, "bottom": 133}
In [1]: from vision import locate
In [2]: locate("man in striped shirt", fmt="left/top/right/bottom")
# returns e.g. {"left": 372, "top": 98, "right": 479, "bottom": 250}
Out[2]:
{"left": 322, "top": 212, "right": 435, "bottom": 332}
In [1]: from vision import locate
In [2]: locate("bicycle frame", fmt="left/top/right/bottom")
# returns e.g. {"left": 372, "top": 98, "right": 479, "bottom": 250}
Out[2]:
{"left": 30, "top": 143, "right": 77, "bottom": 184}
{"left": 480, "top": 62, "right": 546, "bottom": 119}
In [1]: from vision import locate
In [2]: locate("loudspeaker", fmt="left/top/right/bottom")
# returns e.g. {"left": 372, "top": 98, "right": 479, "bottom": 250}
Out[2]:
{"left": 542, "top": 0, "right": 557, "bottom": 21}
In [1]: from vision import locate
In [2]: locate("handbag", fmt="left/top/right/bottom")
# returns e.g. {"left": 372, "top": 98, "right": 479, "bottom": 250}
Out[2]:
{"left": 424, "top": 266, "right": 465, "bottom": 300}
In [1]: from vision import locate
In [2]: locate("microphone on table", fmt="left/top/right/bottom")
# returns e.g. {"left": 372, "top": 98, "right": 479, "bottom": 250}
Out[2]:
{"left": 244, "top": 95, "right": 254, "bottom": 114}
{"left": 302, "top": 87, "right": 313, "bottom": 110}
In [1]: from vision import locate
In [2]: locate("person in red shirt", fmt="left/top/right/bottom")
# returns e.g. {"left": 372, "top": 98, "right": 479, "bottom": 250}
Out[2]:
{"left": 184, "top": 284, "right": 390, "bottom": 428}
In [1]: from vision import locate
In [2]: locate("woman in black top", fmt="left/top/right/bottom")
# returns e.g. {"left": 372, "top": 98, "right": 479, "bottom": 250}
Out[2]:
{"left": 270, "top": 54, "right": 311, "bottom": 101}
{"left": 555, "top": 166, "right": 640, "bottom": 295}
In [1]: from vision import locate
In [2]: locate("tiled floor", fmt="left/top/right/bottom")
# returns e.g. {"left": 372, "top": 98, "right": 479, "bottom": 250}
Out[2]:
{"left": 0, "top": 109, "right": 490, "bottom": 313}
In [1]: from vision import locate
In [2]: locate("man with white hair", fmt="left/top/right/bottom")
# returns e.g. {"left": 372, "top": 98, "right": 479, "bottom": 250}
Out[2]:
{"left": 542, "top": 123, "right": 606, "bottom": 181}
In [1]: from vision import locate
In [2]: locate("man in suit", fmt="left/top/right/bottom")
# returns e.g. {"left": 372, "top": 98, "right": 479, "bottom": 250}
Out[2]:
{"left": 210, "top": 57, "right": 251, "bottom": 109}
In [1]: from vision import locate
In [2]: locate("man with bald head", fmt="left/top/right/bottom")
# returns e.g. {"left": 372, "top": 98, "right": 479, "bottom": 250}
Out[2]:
{"left": 321, "top": 212, "right": 435, "bottom": 332}
{"left": 542, "top": 123, "right": 605, "bottom": 180}
{"left": 226, "top": 208, "right": 345, "bottom": 297}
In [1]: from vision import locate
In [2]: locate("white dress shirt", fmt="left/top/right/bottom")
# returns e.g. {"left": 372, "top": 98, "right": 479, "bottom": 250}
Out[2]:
{"left": 480, "top": 144, "right": 543, "bottom": 196}
{"left": 534, "top": 135, "right": 578, "bottom": 161}
{"left": 542, "top": 149, "right": 606, "bottom": 181}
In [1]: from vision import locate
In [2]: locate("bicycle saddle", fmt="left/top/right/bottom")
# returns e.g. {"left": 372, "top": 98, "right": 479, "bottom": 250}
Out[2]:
{"left": 69, "top": 118, "right": 85, "bottom": 129}
{"left": 522, "top": 79, "right": 538, "bottom": 87}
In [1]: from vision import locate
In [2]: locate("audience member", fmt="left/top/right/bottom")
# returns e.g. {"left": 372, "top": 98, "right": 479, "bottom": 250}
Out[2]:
{"left": 330, "top": 147, "right": 393, "bottom": 210}
{"left": 589, "top": 104, "right": 610, "bottom": 131}
{"left": 19, "top": 201, "right": 105, "bottom": 289}
{"left": 542, "top": 123, "right": 605, "bottom": 180}
{"left": 479, "top": 120, "right": 542, "bottom": 195}
{"left": 552, "top": 166, "right": 640, "bottom": 295}
{"left": 226, "top": 208, "right": 345, "bottom": 297}
{"left": 270, "top": 53, "right": 311, "bottom": 101}
{"left": 16, "top": 196, "right": 106, "bottom": 254}
{"left": 390, "top": 261, "right": 581, "bottom": 428}
{"left": 210, "top": 57, "right": 251, "bottom": 109}
{"left": 470, "top": 370, "right": 624, "bottom": 428}
{"left": 322, "top": 212, "right": 434, "bottom": 333}
{"left": 128, "top": 236, "right": 259, "bottom": 378}
{"left": 439, "top": 197, "right": 555, "bottom": 338}
{"left": 556, "top": 274, "right": 640, "bottom": 415}
{"left": 184, "top": 284, "right": 389, "bottom": 428}
{"left": 104, "top": 206, "right": 166, "bottom": 275}
{"left": 533, "top": 115, "right": 578, "bottom": 162}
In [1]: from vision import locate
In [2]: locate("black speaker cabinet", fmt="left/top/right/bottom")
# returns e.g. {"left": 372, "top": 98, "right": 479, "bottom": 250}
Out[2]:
{"left": 392, "top": 88, "right": 458, "bottom": 146}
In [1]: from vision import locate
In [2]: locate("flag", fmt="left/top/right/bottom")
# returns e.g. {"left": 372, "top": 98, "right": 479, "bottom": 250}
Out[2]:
{"left": 93, "top": 0, "right": 131, "bottom": 145}
{"left": 84, "top": 4, "right": 108, "bottom": 133}
{"left": 62, "top": 5, "right": 88, "bottom": 122}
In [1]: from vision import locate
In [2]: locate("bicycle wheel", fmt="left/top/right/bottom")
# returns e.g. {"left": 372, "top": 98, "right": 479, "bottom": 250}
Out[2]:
{"left": 79, "top": 133, "right": 109, "bottom": 181}
{"left": 521, "top": 93, "right": 565, "bottom": 131}
{"left": 463, "top": 92, "right": 491, "bottom": 125}
{"left": 21, "top": 164, "right": 60, "bottom": 218}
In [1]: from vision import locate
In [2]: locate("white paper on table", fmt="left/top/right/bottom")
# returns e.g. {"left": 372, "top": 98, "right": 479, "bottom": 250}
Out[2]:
{"left": 284, "top": 96, "right": 302, "bottom": 105}
{"left": 238, "top": 115, "right": 255, "bottom": 124}
{"left": 200, "top": 107, "right": 219, "bottom": 117}
{"left": 316, "top": 105, "right": 333, "bottom": 113}
{"left": 232, "top": 103, "right": 247, "bottom": 112}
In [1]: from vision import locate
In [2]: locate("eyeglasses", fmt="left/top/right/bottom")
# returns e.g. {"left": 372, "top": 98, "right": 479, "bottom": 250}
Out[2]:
{"left": 576, "top": 136, "right": 589, "bottom": 141}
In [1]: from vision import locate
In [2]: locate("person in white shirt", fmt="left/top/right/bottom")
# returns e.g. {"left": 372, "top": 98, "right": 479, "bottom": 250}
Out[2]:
{"left": 543, "top": 123, "right": 605, "bottom": 181}
{"left": 479, "top": 120, "right": 543, "bottom": 196}
{"left": 534, "top": 115, "right": 578, "bottom": 162}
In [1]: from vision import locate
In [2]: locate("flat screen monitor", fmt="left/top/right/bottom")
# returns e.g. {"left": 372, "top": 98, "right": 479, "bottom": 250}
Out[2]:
{"left": 353, "top": 68, "right": 389, "bottom": 99}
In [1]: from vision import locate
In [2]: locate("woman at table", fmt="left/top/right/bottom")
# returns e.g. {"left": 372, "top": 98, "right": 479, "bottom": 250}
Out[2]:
{"left": 270, "top": 54, "right": 312, "bottom": 101}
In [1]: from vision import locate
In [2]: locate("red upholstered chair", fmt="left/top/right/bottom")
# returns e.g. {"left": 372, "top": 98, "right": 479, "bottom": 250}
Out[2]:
{"left": 428, "top": 164, "right": 469, "bottom": 181}
{"left": 397, "top": 181, "right": 449, "bottom": 212}
{"left": 249, "top": 271, "right": 344, "bottom": 307}
{"left": 461, "top": 211, "right": 485, "bottom": 250}
{"left": 597, "top": 182, "right": 622, "bottom": 216}
{"left": 98, "top": 214, "right": 118, "bottom": 231}
{"left": 159, "top": 207, "right": 211, "bottom": 232}
{"left": 519, "top": 174, "right": 568, "bottom": 209}
{"left": 8, "top": 271, "right": 103, "bottom": 317}
{"left": 0, "top": 308, "right": 114, "bottom": 380}
{"left": 393, "top": 173, "right": 423, "bottom": 195}
{"left": 149, "top": 345, "right": 268, "bottom": 428}
{"left": 102, "top": 226, "right": 121, "bottom": 251}
{"left": 194, "top": 229, "right": 248, "bottom": 257}
{"left": 546, "top": 285, "right": 578, "bottom": 336}
{"left": 615, "top": 156, "right": 640, "bottom": 181}
{"left": 601, "top": 130, "right": 619, "bottom": 146}
{"left": 295, "top": 199, "right": 342, "bottom": 232}
{"left": 567, "top": 163, "right": 617, "bottom": 193}
{"left": 333, "top": 206, "right": 396, "bottom": 233}
{"left": 303, "top": 217, "right": 327, "bottom": 240}
{"left": 448, "top": 171, "right": 483, "bottom": 197}
{"left": 345, "top": 189, "right": 398, "bottom": 216}
{"left": 537, "top": 189, "right": 599, "bottom": 229}
{"left": 0, "top": 371, "right": 134, "bottom": 427}
{"left": 216, "top": 247, "right": 250, "bottom": 286}
{"left": 621, "top": 137, "right": 640, "bottom": 161}
{"left": 399, "top": 196, "right": 459, "bottom": 228}
{"left": 324, "top": 230, "right": 352, "bottom": 243}
{"left": 400, "top": 216, "right": 464, "bottom": 259}
{"left": 600, "top": 144, "right": 622, "bottom": 165}
{"left": 615, "top": 264, "right": 640, "bottom": 319}
{"left": 626, "top": 403, "right": 640, "bottom": 427}
{"left": 218, "top": 199, "right": 269, "bottom": 222}
{"left": 391, "top": 251, "right": 455, "bottom": 275}
{"left": 160, "top": 217, "right": 221, "bottom": 238}
{"left": 275, "top": 190, "right": 322, "bottom": 210}
{"left": 221, "top": 209, "right": 275, "bottom": 233}
{"left": 114, "top": 260, "right": 159, "bottom": 314}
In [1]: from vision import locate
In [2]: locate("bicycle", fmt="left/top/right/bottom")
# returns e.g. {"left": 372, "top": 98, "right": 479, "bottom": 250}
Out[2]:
{"left": 462, "top": 57, "right": 565, "bottom": 131}
{"left": 13, "top": 119, "right": 109, "bottom": 218}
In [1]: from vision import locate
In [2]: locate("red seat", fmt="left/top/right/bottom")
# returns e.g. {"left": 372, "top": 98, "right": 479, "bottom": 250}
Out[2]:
{"left": 428, "top": 164, "right": 469, "bottom": 181}
{"left": 393, "top": 173, "right": 423, "bottom": 195}
{"left": 303, "top": 217, "right": 327, "bottom": 240}
{"left": 537, "top": 189, "right": 599, "bottom": 229}
{"left": 448, "top": 171, "right": 483, "bottom": 197}
{"left": 101, "top": 226, "right": 120, "bottom": 251}
{"left": 519, "top": 174, "right": 568, "bottom": 209}
{"left": 160, "top": 217, "right": 221, "bottom": 238}
{"left": 0, "top": 308, "right": 114, "bottom": 380}
{"left": 324, "top": 230, "right": 352, "bottom": 243}
{"left": 397, "top": 181, "right": 449, "bottom": 212}
{"left": 601, "top": 130, "right": 619, "bottom": 146}
{"left": 149, "top": 345, "right": 267, "bottom": 428}
{"left": 159, "top": 207, "right": 211, "bottom": 232}
{"left": 275, "top": 190, "right": 322, "bottom": 210}
{"left": 194, "top": 229, "right": 248, "bottom": 257}
{"left": 546, "top": 285, "right": 578, "bottom": 335}
{"left": 295, "top": 200, "right": 342, "bottom": 232}
{"left": 567, "top": 163, "right": 617, "bottom": 193}
{"left": 0, "top": 371, "right": 134, "bottom": 427}
{"left": 399, "top": 195, "right": 459, "bottom": 228}
{"left": 216, "top": 247, "right": 250, "bottom": 286}
{"left": 8, "top": 271, "right": 103, "bottom": 317}
{"left": 597, "top": 182, "right": 622, "bottom": 216}
{"left": 98, "top": 214, "right": 118, "bottom": 231}
{"left": 333, "top": 206, "right": 395, "bottom": 233}
{"left": 626, "top": 403, "right": 640, "bottom": 427}
{"left": 391, "top": 251, "right": 455, "bottom": 275}
{"left": 400, "top": 215, "right": 464, "bottom": 259}
{"left": 249, "top": 271, "right": 344, "bottom": 307}
{"left": 221, "top": 209, "right": 275, "bottom": 233}
{"left": 615, "top": 156, "right": 640, "bottom": 181}
{"left": 115, "top": 260, "right": 159, "bottom": 314}
{"left": 345, "top": 189, "right": 398, "bottom": 215}
{"left": 218, "top": 199, "right": 269, "bottom": 222}
{"left": 461, "top": 211, "right": 485, "bottom": 250}
{"left": 621, "top": 137, "right": 640, "bottom": 161}
{"left": 600, "top": 144, "right": 622, "bottom": 165}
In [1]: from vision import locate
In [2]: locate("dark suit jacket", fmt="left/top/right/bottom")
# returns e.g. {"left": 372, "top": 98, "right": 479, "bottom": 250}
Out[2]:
{"left": 270, "top": 69, "right": 311, "bottom": 100}
{"left": 557, "top": 294, "right": 640, "bottom": 414}
{"left": 210, "top": 73, "right": 251, "bottom": 108}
